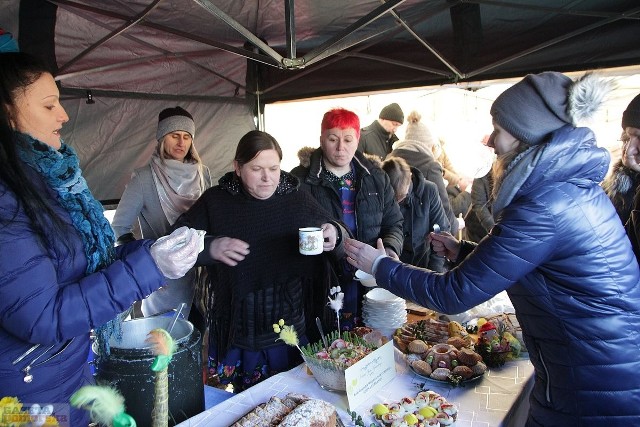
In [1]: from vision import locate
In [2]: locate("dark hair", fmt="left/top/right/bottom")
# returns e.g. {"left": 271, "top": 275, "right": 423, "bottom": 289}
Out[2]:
{"left": 381, "top": 156, "right": 411, "bottom": 195}
{"left": 0, "top": 52, "right": 69, "bottom": 244}
{"left": 234, "top": 130, "right": 283, "bottom": 166}
{"left": 321, "top": 108, "right": 360, "bottom": 139}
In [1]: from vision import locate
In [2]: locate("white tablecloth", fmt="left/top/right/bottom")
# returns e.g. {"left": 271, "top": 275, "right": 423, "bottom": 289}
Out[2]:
{"left": 177, "top": 350, "right": 534, "bottom": 427}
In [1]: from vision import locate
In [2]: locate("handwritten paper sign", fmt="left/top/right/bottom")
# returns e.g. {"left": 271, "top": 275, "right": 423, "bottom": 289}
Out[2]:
{"left": 344, "top": 340, "right": 396, "bottom": 410}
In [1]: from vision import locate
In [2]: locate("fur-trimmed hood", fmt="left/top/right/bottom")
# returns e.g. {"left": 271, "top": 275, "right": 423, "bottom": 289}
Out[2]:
{"left": 602, "top": 159, "right": 640, "bottom": 225}
{"left": 296, "top": 146, "right": 316, "bottom": 168}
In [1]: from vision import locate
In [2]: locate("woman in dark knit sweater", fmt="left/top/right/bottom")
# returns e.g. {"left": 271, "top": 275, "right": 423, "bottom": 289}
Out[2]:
{"left": 175, "top": 130, "right": 346, "bottom": 392}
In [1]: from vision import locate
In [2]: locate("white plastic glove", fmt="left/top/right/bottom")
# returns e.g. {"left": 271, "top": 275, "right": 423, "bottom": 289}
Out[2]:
{"left": 150, "top": 226, "right": 205, "bottom": 279}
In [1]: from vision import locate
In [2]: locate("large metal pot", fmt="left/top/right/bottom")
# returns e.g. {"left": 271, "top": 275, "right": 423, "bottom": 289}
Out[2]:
{"left": 94, "top": 317, "right": 204, "bottom": 427}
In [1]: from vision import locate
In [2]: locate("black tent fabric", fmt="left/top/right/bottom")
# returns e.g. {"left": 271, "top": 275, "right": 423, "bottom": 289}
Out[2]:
{"left": 18, "top": 0, "right": 640, "bottom": 102}
{"left": 4, "top": 0, "right": 640, "bottom": 199}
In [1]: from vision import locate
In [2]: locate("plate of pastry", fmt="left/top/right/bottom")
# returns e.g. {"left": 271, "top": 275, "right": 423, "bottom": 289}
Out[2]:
{"left": 405, "top": 343, "right": 487, "bottom": 386}
{"left": 408, "top": 363, "right": 484, "bottom": 386}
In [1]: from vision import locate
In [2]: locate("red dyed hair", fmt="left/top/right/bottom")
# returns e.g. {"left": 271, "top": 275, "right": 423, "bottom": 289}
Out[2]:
{"left": 321, "top": 108, "right": 361, "bottom": 139}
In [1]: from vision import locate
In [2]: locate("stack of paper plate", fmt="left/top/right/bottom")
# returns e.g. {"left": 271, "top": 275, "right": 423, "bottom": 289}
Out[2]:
{"left": 362, "top": 288, "right": 407, "bottom": 338}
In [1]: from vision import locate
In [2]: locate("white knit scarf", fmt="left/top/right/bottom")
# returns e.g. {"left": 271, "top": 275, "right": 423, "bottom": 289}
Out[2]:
{"left": 150, "top": 151, "right": 204, "bottom": 225}
{"left": 393, "top": 139, "right": 434, "bottom": 156}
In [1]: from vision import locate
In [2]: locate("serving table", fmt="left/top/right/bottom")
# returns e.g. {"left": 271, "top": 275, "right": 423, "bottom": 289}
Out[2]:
{"left": 177, "top": 348, "right": 534, "bottom": 427}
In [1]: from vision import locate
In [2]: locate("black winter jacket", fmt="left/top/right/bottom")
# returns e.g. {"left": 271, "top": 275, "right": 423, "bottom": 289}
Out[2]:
{"left": 399, "top": 167, "right": 449, "bottom": 271}
{"left": 358, "top": 120, "right": 397, "bottom": 160}
{"left": 292, "top": 149, "right": 403, "bottom": 256}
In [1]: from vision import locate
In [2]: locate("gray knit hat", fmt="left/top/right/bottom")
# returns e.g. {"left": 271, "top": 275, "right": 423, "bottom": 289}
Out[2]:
{"left": 379, "top": 103, "right": 404, "bottom": 124}
{"left": 622, "top": 94, "right": 640, "bottom": 129}
{"left": 490, "top": 72, "right": 573, "bottom": 146}
{"left": 156, "top": 106, "right": 195, "bottom": 141}
{"left": 404, "top": 111, "right": 436, "bottom": 148}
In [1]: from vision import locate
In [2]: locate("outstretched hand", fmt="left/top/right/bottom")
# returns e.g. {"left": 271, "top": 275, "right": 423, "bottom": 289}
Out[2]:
{"left": 210, "top": 236, "right": 250, "bottom": 266}
{"left": 345, "top": 237, "right": 387, "bottom": 274}
{"left": 428, "top": 231, "right": 461, "bottom": 261}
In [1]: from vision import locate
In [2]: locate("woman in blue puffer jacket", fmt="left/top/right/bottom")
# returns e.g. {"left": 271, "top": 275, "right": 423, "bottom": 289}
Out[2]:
{"left": 0, "top": 52, "right": 202, "bottom": 426}
{"left": 345, "top": 71, "right": 640, "bottom": 426}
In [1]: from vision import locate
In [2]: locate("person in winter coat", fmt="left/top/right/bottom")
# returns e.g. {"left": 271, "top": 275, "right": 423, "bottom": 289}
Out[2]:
{"left": 381, "top": 156, "right": 449, "bottom": 272}
{"left": 432, "top": 138, "right": 461, "bottom": 187}
{"left": 358, "top": 102, "right": 404, "bottom": 160}
{"left": 174, "top": 130, "right": 347, "bottom": 392}
{"left": 111, "top": 106, "right": 212, "bottom": 321}
{"left": 432, "top": 138, "right": 472, "bottom": 218}
{"left": 344, "top": 71, "right": 640, "bottom": 426}
{"left": 445, "top": 180, "right": 472, "bottom": 218}
{"left": 291, "top": 107, "right": 403, "bottom": 331}
{"left": 289, "top": 145, "right": 316, "bottom": 177}
{"left": 0, "top": 52, "right": 201, "bottom": 426}
{"left": 606, "top": 93, "right": 640, "bottom": 263}
{"left": 389, "top": 111, "right": 459, "bottom": 236}
{"left": 463, "top": 171, "right": 494, "bottom": 243}
{"left": 603, "top": 94, "right": 640, "bottom": 224}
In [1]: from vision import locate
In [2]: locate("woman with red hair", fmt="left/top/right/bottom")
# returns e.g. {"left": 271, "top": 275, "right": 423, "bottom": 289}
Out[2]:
{"left": 292, "top": 108, "right": 403, "bottom": 331}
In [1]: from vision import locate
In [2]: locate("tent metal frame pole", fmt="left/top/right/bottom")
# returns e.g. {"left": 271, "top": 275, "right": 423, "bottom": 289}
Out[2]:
{"left": 49, "top": 2, "right": 247, "bottom": 90}
{"left": 344, "top": 52, "right": 450, "bottom": 76}
{"left": 260, "top": 2, "right": 451, "bottom": 95}
{"left": 55, "top": 0, "right": 162, "bottom": 75}
{"left": 388, "top": 6, "right": 463, "bottom": 79}
{"left": 59, "top": 87, "right": 248, "bottom": 104}
{"left": 466, "top": 5, "right": 640, "bottom": 79}
{"left": 284, "top": 0, "right": 296, "bottom": 60}
{"left": 55, "top": 50, "right": 245, "bottom": 86}
{"left": 48, "top": 0, "right": 281, "bottom": 68}
{"left": 468, "top": 0, "right": 640, "bottom": 20}
{"left": 301, "top": 0, "right": 406, "bottom": 67}
{"left": 192, "top": 0, "right": 285, "bottom": 64}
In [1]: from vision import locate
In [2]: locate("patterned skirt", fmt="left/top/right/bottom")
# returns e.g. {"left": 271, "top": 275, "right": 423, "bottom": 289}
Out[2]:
{"left": 208, "top": 335, "right": 308, "bottom": 392}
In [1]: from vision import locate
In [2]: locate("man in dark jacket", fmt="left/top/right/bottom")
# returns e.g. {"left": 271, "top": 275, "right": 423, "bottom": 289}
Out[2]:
{"left": 358, "top": 103, "right": 404, "bottom": 160}
{"left": 292, "top": 108, "right": 404, "bottom": 330}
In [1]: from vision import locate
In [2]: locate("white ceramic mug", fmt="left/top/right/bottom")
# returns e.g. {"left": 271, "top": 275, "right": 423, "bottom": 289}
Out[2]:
{"left": 299, "top": 227, "right": 323, "bottom": 255}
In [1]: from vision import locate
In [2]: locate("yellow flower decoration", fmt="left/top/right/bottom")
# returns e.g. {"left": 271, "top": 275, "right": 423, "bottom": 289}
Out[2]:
{"left": 273, "top": 320, "right": 301, "bottom": 353}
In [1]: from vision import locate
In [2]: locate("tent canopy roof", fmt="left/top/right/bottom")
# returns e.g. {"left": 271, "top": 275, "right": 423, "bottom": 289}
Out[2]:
{"left": 22, "top": 0, "right": 640, "bottom": 103}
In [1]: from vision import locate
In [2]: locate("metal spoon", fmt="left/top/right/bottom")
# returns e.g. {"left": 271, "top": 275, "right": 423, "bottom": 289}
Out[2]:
{"left": 167, "top": 303, "right": 186, "bottom": 335}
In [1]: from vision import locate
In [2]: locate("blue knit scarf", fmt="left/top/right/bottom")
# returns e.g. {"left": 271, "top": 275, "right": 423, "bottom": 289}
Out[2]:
{"left": 16, "top": 134, "right": 115, "bottom": 271}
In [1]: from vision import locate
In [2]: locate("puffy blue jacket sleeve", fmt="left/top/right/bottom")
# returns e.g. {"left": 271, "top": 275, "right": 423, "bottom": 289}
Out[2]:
{"left": 0, "top": 190, "right": 166, "bottom": 345}
{"left": 376, "top": 197, "right": 558, "bottom": 314}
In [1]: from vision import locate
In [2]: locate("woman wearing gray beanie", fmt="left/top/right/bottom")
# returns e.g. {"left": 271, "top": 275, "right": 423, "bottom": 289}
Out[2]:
{"left": 345, "top": 72, "right": 640, "bottom": 426}
{"left": 112, "top": 106, "right": 212, "bottom": 320}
